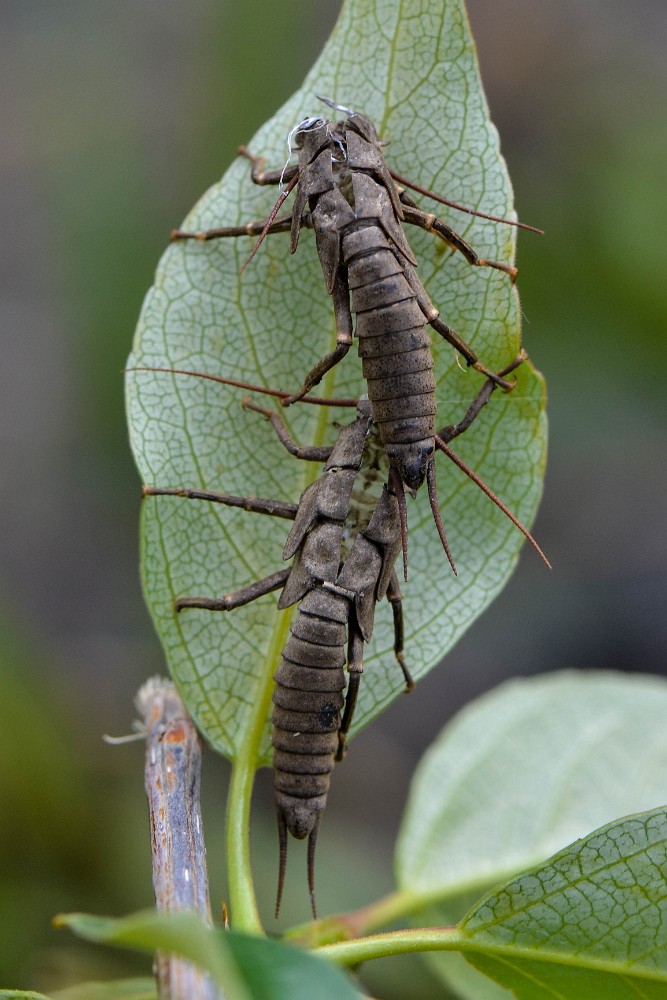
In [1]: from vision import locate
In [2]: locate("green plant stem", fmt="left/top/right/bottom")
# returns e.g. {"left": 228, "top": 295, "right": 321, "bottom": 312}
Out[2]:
{"left": 226, "top": 756, "right": 263, "bottom": 934}
{"left": 286, "top": 887, "right": 457, "bottom": 949}
{"left": 338, "top": 889, "right": 425, "bottom": 935}
{"left": 325, "top": 872, "right": 529, "bottom": 938}
{"left": 316, "top": 926, "right": 465, "bottom": 965}
{"left": 224, "top": 600, "right": 296, "bottom": 934}
{"left": 225, "top": 614, "right": 289, "bottom": 934}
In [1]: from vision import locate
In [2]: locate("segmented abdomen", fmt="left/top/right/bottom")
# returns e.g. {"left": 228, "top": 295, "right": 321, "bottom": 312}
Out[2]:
{"left": 271, "top": 587, "right": 348, "bottom": 840}
{"left": 343, "top": 224, "right": 437, "bottom": 491}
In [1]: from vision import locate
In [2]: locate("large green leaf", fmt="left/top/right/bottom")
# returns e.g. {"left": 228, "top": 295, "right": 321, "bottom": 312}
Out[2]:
{"left": 323, "top": 805, "right": 667, "bottom": 998}
{"left": 396, "top": 671, "right": 667, "bottom": 999}
{"left": 460, "top": 806, "right": 667, "bottom": 998}
{"left": 126, "top": 0, "right": 546, "bottom": 761}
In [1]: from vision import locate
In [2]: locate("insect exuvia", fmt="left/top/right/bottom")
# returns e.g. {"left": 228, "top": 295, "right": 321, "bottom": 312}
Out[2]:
{"left": 135, "top": 353, "right": 548, "bottom": 914}
{"left": 171, "top": 98, "right": 544, "bottom": 573}
{"left": 144, "top": 396, "right": 410, "bottom": 917}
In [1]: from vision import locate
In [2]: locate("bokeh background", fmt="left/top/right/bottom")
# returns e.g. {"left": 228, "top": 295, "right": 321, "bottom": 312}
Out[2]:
{"left": 1, "top": 1, "right": 665, "bottom": 996}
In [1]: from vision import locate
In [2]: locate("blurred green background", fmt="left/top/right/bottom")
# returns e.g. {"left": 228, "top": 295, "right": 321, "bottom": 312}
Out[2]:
{"left": 1, "top": 1, "right": 665, "bottom": 996}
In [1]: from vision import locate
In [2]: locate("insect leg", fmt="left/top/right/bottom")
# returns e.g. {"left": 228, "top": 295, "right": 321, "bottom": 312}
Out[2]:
{"left": 143, "top": 484, "right": 298, "bottom": 521}
{"left": 334, "top": 570, "right": 414, "bottom": 763}
{"left": 281, "top": 340, "right": 354, "bottom": 406}
{"left": 237, "top": 145, "right": 297, "bottom": 187}
{"left": 175, "top": 567, "right": 290, "bottom": 613}
{"left": 242, "top": 398, "right": 332, "bottom": 462}
{"left": 335, "top": 624, "right": 365, "bottom": 762}
{"left": 142, "top": 390, "right": 337, "bottom": 518}
{"left": 281, "top": 274, "right": 354, "bottom": 406}
{"left": 171, "top": 211, "right": 294, "bottom": 243}
{"left": 428, "top": 312, "right": 516, "bottom": 390}
{"left": 417, "top": 350, "right": 526, "bottom": 572}
{"left": 385, "top": 569, "right": 415, "bottom": 693}
{"left": 399, "top": 260, "right": 516, "bottom": 390}
{"left": 280, "top": 337, "right": 353, "bottom": 406}
{"left": 400, "top": 194, "right": 518, "bottom": 281}
{"left": 170, "top": 143, "right": 299, "bottom": 241}
{"left": 437, "top": 350, "right": 527, "bottom": 444}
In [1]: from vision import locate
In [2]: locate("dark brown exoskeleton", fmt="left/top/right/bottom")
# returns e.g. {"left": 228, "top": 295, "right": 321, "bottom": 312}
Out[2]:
{"left": 145, "top": 398, "right": 411, "bottom": 917}
{"left": 171, "top": 100, "right": 544, "bottom": 572}
{"left": 138, "top": 350, "right": 547, "bottom": 913}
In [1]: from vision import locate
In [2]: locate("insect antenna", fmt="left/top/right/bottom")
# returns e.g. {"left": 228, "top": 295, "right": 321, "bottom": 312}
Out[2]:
{"left": 241, "top": 170, "right": 300, "bottom": 272}
{"left": 315, "top": 94, "right": 357, "bottom": 117}
{"left": 434, "top": 435, "right": 551, "bottom": 568}
{"left": 389, "top": 169, "right": 544, "bottom": 234}
{"left": 426, "top": 460, "right": 457, "bottom": 576}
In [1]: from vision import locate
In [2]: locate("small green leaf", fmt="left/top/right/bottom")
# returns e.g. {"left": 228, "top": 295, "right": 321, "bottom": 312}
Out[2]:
{"left": 396, "top": 670, "right": 667, "bottom": 998}
{"left": 0, "top": 993, "right": 54, "bottom": 1000}
{"left": 221, "top": 933, "right": 362, "bottom": 1000}
{"left": 57, "top": 911, "right": 244, "bottom": 1000}
{"left": 51, "top": 980, "right": 156, "bottom": 1000}
{"left": 60, "top": 910, "right": 362, "bottom": 1000}
{"left": 127, "top": 0, "right": 546, "bottom": 761}
{"left": 460, "top": 807, "right": 667, "bottom": 998}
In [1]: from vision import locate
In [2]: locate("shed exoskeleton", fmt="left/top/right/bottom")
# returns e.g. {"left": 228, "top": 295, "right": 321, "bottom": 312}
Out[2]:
{"left": 171, "top": 100, "right": 539, "bottom": 568}
{"left": 139, "top": 356, "right": 546, "bottom": 915}
{"left": 145, "top": 397, "right": 410, "bottom": 917}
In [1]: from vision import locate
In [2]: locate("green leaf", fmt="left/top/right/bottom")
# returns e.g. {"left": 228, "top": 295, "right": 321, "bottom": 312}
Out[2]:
{"left": 60, "top": 910, "right": 362, "bottom": 1000}
{"left": 219, "top": 934, "right": 362, "bottom": 1000}
{"left": 0, "top": 993, "right": 54, "bottom": 1000}
{"left": 51, "top": 980, "right": 156, "bottom": 1000}
{"left": 321, "top": 806, "right": 667, "bottom": 998}
{"left": 57, "top": 911, "right": 243, "bottom": 1000}
{"left": 126, "top": 0, "right": 546, "bottom": 761}
{"left": 396, "top": 670, "right": 667, "bottom": 999}
{"left": 460, "top": 807, "right": 667, "bottom": 998}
